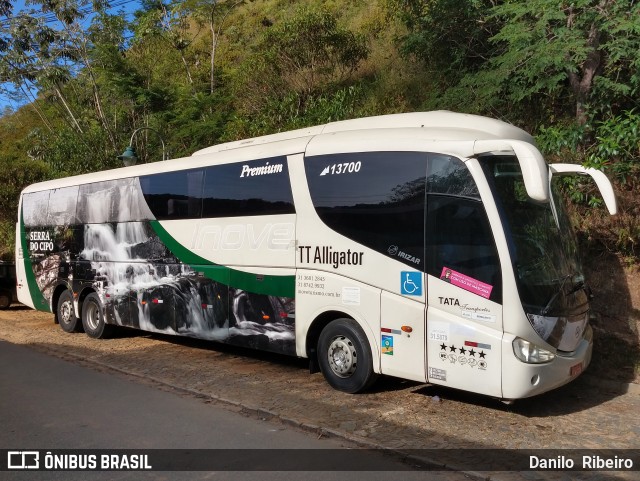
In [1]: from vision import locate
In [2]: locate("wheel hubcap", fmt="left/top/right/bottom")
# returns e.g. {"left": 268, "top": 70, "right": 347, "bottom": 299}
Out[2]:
{"left": 86, "top": 302, "right": 100, "bottom": 330}
{"left": 327, "top": 335, "right": 357, "bottom": 378}
{"left": 60, "top": 301, "right": 72, "bottom": 324}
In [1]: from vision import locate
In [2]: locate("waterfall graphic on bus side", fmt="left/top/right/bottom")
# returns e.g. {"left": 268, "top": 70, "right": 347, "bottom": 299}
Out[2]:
{"left": 21, "top": 177, "right": 296, "bottom": 356}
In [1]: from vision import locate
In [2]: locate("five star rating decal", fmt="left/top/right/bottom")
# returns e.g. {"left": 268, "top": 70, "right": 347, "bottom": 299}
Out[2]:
{"left": 438, "top": 341, "right": 489, "bottom": 370}
{"left": 441, "top": 343, "right": 487, "bottom": 357}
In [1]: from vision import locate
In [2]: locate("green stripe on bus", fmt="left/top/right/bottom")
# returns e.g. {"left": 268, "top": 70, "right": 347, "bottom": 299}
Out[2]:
{"left": 149, "top": 220, "right": 295, "bottom": 298}
{"left": 20, "top": 208, "right": 51, "bottom": 312}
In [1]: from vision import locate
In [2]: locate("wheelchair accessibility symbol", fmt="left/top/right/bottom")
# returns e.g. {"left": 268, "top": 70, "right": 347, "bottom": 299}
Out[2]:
{"left": 401, "top": 271, "right": 422, "bottom": 296}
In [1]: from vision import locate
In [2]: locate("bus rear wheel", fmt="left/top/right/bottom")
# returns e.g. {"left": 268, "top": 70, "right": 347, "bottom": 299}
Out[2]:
{"left": 81, "top": 293, "right": 113, "bottom": 339}
{"left": 57, "top": 290, "right": 82, "bottom": 333}
{"left": 318, "top": 318, "right": 377, "bottom": 393}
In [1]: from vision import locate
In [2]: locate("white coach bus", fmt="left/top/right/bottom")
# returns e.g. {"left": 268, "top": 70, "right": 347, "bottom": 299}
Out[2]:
{"left": 16, "top": 111, "right": 617, "bottom": 400}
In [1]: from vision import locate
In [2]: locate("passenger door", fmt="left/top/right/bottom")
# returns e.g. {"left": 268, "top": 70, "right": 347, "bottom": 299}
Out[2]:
{"left": 424, "top": 155, "right": 503, "bottom": 396}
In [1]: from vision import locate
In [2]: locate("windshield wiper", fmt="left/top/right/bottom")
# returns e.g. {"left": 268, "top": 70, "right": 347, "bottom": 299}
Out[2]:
{"left": 567, "top": 279, "right": 593, "bottom": 299}
{"left": 541, "top": 274, "right": 574, "bottom": 315}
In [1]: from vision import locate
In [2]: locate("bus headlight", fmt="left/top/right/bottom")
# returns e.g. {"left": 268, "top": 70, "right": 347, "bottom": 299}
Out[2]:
{"left": 512, "top": 338, "right": 555, "bottom": 364}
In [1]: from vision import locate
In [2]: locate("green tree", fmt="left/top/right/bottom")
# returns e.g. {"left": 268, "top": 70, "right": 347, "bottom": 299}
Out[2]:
{"left": 0, "top": 1, "right": 11, "bottom": 16}
{"left": 485, "top": 0, "right": 640, "bottom": 124}
{"left": 393, "top": 0, "right": 640, "bottom": 126}
{"left": 236, "top": 7, "right": 368, "bottom": 117}
{"left": 389, "top": 0, "right": 499, "bottom": 81}
{"left": 133, "top": 1, "right": 200, "bottom": 88}
{"left": 182, "top": 0, "right": 245, "bottom": 93}
{"left": 0, "top": 12, "right": 83, "bottom": 133}
{"left": 39, "top": 0, "right": 119, "bottom": 147}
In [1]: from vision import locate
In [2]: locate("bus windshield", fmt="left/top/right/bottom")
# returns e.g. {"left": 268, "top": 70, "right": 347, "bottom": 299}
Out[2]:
{"left": 482, "top": 156, "right": 590, "bottom": 351}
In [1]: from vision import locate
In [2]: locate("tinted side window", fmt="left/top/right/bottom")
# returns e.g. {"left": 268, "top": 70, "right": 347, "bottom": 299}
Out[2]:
{"left": 78, "top": 178, "right": 154, "bottom": 223}
{"left": 428, "top": 155, "right": 479, "bottom": 199}
{"left": 48, "top": 186, "right": 79, "bottom": 226}
{"left": 305, "top": 152, "right": 427, "bottom": 269}
{"left": 140, "top": 169, "right": 204, "bottom": 220}
{"left": 426, "top": 195, "right": 502, "bottom": 303}
{"left": 23, "top": 191, "right": 50, "bottom": 227}
{"left": 202, "top": 156, "right": 294, "bottom": 218}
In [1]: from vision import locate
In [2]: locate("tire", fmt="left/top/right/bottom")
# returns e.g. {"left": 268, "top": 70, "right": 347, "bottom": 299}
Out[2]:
{"left": 81, "top": 293, "right": 113, "bottom": 339}
{"left": 57, "top": 290, "right": 83, "bottom": 333}
{"left": 0, "top": 290, "right": 10, "bottom": 310}
{"left": 317, "top": 318, "right": 378, "bottom": 393}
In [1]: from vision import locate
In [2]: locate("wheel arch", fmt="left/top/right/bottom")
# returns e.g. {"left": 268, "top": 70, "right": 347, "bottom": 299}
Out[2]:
{"left": 305, "top": 310, "right": 353, "bottom": 373}
{"left": 80, "top": 290, "right": 114, "bottom": 339}
{"left": 77, "top": 286, "right": 96, "bottom": 304}
{"left": 305, "top": 309, "right": 380, "bottom": 375}
{"left": 77, "top": 286, "right": 98, "bottom": 319}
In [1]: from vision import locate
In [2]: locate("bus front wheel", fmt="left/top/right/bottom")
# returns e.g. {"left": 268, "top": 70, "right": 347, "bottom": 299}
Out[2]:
{"left": 81, "top": 293, "right": 113, "bottom": 339}
{"left": 57, "top": 290, "right": 83, "bottom": 333}
{"left": 318, "top": 318, "right": 377, "bottom": 393}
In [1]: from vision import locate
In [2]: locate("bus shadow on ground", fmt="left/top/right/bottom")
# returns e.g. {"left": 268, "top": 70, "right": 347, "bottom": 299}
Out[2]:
{"left": 410, "top": 373, "right": 630, "bottom": 416}
{"left": 583, "top": 248, "right": 640, "bottom": 388}
{"left": 136, "top": 328, "right": 633, "bottom": 411}
{"left": 109, "top": 318, "right": 635, "bottom": 412}
{"left": 5, "top": 304, "right": 31, "bottom": 311}
{"left": 130, "top": 330, "right": 422, "bottom": 394}
{"left": 143, "top": 331, "right": 311, "bottom": 369}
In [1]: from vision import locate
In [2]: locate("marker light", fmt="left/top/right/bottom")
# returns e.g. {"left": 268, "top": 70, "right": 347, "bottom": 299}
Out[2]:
{"left": 512, "top": 338, "right": 555, "bottom": 364}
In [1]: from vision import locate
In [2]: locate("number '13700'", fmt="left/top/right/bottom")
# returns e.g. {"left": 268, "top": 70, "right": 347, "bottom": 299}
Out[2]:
{"left": 320, "top": 161, "right": 362, "bottom": 176}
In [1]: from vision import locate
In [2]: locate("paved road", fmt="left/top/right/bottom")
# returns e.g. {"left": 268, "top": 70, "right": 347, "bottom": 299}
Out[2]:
{"left": 0, "top": 341, "right": 465, "bottom": 481}
{"left": 1, "top": 309, "right": 639, "bottom": 480}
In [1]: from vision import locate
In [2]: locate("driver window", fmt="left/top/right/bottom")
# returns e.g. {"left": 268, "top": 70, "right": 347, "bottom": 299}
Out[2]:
{"left": 426, "top": 157, "right": 502, "bottom": 303}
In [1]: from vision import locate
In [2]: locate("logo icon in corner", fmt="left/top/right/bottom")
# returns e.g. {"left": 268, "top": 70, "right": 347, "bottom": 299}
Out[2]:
{"left": 8, "top": 451, "right": 39, "bottom": 469}
{"left": 401, "top": 271, "right": 423, "bottom": 296}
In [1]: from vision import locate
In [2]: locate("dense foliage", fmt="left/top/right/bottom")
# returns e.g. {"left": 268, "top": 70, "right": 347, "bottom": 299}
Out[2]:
{"left": 0, "top": 0, "right": 638, "bottom": 260}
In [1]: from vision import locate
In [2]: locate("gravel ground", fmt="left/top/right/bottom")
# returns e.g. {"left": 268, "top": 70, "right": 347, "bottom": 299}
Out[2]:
{"left": 1, "top": 306, "right": 638, "bottom": 479}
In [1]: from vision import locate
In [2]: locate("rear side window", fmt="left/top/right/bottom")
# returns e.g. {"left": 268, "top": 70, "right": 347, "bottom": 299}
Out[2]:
{"left": 23, "top": 191, "right": 50, "bottom": 227}
{"left": 47, "top": 186, "right": 79, "bottom": 226}
{"left": 202, "top": 156, "right": 295, "bottom": 218}
{"left": 78, "top": 178, "right": 153, "bottom": 223}
{"left": 305, "top": 152, "right": 427, "bottom": 269}
{"left": 140, "top": 169, "right": 204, "bottom": 220}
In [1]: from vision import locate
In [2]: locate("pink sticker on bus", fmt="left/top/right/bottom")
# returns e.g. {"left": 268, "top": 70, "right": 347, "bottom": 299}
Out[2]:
{"left": 440, "top": 267, "right": 493, "bottom": 299}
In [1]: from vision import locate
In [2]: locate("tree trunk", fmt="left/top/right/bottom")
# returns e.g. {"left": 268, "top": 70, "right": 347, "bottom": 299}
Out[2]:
{"left": 19, "top": 86, "right": 54, "bottom": 133}
{"left": 54, "top": 84, "right": 84, "bottom": 134}
{"left": 566, "top": 10, "right": 603, "bottom": 125}
{"left": 209, "top": 1, "right": 244, "bottom": 94}
{"left": 180, "top": 51, "right": 194, "bottom": 87}
{"left": 210, "top": 13, "right": 217, "bottom": 93}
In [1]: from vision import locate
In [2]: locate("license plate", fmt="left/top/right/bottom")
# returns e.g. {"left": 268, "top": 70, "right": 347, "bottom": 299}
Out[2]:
{"left": 570, "top": 363, "right": 583, "bottom": 377}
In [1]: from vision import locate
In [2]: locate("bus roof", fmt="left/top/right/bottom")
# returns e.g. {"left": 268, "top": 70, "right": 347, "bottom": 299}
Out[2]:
{"left": 192, "top": 111, "right": 534, "bottom": 156}
{"left": 21, "top": 111, "right": 536, "bottom": 194}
